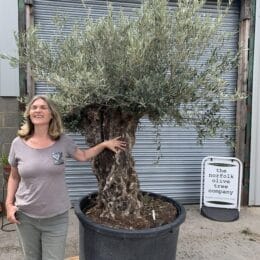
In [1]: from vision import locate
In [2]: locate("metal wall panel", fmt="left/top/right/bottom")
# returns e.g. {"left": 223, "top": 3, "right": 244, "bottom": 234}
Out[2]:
{"left": 0, "top": 1, "right": 19, "bottom": 97}
{"left": 33, "top": 0, "right": 239, "bottom": 204}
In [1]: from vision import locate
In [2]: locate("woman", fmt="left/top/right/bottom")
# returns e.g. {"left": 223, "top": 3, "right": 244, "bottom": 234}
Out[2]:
{"left": 6, "top": 95, "right": 126, "bottom": 260}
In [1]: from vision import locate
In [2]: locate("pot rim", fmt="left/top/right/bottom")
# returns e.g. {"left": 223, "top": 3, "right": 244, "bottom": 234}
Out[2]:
{"left": 74, "top": 191, "right": 186, "bottom": 238}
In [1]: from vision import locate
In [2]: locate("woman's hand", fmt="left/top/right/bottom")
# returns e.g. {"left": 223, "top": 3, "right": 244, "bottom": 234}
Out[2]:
{"left": 73, "top": 136, "right": 127, "bottom": 161}
{"left": 103, "top": 137, "right": 127, "bottom": 153}
{"left": 6, "top": 204, "right": 20, "bottom": 224}
{"left": 5, "top": 166, "right": 20, "bottom": 224}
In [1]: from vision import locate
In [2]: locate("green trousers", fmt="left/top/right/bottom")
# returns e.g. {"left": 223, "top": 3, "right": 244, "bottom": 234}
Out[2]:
{"left": 16, "top": 210, "right": 69, "bottom": 260}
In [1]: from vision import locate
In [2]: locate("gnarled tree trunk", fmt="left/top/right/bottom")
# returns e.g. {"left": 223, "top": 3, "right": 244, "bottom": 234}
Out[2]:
{"left": 82, "top": 106, "right": 143, "bottom": 218}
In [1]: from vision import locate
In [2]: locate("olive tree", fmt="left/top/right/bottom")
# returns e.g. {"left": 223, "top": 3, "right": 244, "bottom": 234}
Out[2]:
{"left": 2, "top": 0, "right": 239, "bottom": 219}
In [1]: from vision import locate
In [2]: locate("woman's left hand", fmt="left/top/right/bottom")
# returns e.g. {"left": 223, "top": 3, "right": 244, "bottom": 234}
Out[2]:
{"left": 73, "top": 136, "right": 127, "bottom": 161}
{"left": 103, "top": 137, "right": 127, "bottom": 153}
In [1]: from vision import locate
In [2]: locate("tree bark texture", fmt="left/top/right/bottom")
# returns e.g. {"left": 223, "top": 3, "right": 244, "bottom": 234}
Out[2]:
{"left": 82, "top": 106, "right": 143, "bottom": 218}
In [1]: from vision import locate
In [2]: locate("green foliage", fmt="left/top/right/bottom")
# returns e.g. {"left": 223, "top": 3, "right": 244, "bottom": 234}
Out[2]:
{"left": 0, "top": 153, "right": 9, "bottom": 167}
{"left": 1, "top": 0, "right": 241, "bottom": 139}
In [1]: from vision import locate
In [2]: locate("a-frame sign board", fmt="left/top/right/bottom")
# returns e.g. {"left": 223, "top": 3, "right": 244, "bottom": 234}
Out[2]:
{"left": 200, "top": 157, "right": 243, "bottom": 222}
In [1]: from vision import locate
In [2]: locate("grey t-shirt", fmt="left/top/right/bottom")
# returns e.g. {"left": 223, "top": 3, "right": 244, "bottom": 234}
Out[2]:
{"left": 8, "top": 134, "right": 77, "bottom": 218}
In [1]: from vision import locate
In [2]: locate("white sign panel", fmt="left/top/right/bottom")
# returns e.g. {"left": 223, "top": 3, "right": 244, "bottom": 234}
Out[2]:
{"left": 201, "top": 157, "right": 242, "bottom": 209}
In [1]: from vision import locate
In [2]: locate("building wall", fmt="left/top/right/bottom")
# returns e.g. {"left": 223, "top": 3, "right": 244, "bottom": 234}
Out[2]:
{"left": 249, "top": 0, "right": 260, "bottom": 205}
{"left": 0, "top": 97, "right": 19, "bottom": 210}
{"left": 0, "top": 0, "right": 19, "bottom": 97}
{"left": 0, "top": 0, "right": 20, "bottom": 209}
{"left": 0, "top": 98, "right": 19, "bottom": 153}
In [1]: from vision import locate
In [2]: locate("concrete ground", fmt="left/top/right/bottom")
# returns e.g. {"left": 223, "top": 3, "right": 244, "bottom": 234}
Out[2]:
{"left": 0, "top": 205, "right": 259, "bottom": 260}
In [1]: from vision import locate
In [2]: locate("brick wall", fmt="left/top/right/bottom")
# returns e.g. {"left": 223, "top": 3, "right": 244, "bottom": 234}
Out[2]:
{"left": 0, "top": 97, "right": 19, "bottom": 211}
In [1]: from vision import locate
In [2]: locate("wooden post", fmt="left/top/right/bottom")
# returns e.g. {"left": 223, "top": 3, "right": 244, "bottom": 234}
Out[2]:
{"left": 25, "top": 0, "right": 35, "bottom": 99}
{"left": 235, "top": 0, "right": 252, "bottom": 205}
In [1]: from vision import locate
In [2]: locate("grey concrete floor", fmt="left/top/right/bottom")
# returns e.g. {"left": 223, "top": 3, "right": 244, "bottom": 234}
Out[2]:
{"left": 0, "top": 205, "right": 260, "bottom": 260}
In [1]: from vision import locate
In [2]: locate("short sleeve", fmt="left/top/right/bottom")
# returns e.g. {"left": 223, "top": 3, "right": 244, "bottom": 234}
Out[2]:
{"left": 8, "top": 138, "right": 18, "bottom": 167}
{"left": 63, "top": 134, "right": 78, "bottom": 157}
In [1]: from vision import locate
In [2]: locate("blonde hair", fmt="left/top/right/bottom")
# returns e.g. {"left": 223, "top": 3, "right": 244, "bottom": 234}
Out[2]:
{"left": 18, "top": 95, "right": 64, "bottom": 140}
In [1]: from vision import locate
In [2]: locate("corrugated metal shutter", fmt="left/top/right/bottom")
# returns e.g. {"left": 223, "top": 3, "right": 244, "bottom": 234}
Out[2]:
{"left": 33, "top": 0, "right": 239, "bottom": 204}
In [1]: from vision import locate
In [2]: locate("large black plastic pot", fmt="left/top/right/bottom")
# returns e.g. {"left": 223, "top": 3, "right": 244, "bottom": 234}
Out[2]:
{"left": 74, "top": 191, "right": 186, "bottom": 260}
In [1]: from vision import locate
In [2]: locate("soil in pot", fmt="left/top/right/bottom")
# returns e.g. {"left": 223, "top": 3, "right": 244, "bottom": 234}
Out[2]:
{"left": 84, "top": 192, "right": 178, "bottom": 230}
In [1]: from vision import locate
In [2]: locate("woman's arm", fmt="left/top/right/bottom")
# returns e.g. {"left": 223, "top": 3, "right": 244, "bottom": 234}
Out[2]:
{"left": 6, "top": 166, "right": 21, "bottom": 224}
{"left": 73, "top": 136, "right": 126, "bottom": 162}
